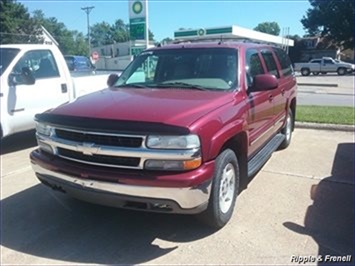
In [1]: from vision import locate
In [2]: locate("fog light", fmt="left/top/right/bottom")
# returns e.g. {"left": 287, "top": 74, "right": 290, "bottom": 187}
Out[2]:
{"left": 38, "top": 141, "right": 53, "bottom": 154}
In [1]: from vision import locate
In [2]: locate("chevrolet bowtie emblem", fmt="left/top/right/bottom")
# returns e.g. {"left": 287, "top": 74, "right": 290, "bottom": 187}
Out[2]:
{"left": 76, "top": 142, "right": 98, "bottom": 156}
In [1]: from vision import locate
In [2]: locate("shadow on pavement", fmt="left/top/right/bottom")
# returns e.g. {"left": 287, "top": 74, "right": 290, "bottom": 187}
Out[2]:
{"left": 1, "top": 130, "right": 37, "bottom": 155}
{"left": 0, "top": 184, "right": 216, "bottom": 264}
{"left": 284, "top": 143, "right": 355, "bottom": 264}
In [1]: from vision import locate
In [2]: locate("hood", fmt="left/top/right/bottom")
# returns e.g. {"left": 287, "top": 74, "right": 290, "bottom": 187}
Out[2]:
{"left": 46, "top": 88, "right": 233, "bottom": 128}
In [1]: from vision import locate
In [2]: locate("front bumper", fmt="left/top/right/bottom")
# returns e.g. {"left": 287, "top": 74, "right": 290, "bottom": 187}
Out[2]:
{"left": 31, "top": 159, "right": 213, "bottom": 214}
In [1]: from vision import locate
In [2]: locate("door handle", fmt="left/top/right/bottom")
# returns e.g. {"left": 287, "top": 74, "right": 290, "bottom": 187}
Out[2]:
{"left": 61, "top": 84, "right": 68, "bottom": 93}
{"left": 268, "top": 94, "right": 273, "bottom": 102}
{"left": 281, "top": 89, "right": 285, "bottom": 96}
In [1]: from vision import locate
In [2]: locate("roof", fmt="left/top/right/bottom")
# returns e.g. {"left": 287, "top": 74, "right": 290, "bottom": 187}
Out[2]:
{"left": 0, "top": 44, "right": 54, "bottom": 50}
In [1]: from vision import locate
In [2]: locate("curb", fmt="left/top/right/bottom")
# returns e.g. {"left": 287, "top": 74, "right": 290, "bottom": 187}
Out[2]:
{"left": 295, "top": 122, "right": 354, "bottom": 132}
{"left": 297, "top": 83, "right": 338, "bottom": 87}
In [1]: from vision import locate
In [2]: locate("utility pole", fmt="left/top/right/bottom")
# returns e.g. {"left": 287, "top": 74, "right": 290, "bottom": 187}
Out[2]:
{"left": 81, "top": 6, "right": 95, "bottom": 56}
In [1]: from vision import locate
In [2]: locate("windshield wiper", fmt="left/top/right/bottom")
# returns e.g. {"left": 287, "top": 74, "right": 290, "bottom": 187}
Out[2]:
{"left": 155, "top": 82, "right": 208, "bottom": 91}
{"left": 114, "top": 83, "right": 148, "bottom": 88}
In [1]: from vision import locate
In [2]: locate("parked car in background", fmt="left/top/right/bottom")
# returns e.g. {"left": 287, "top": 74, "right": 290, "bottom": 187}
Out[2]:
{"left": 294, "top": 57, "right": 354, "bottom": 76}
{"left": 64, "top": 55, "right": 96, "bottom": 74}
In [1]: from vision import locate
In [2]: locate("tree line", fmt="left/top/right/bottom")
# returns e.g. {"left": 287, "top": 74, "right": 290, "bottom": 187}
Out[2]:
{"left": 0, "top": 0, "right": 154, "bottom": 56}
{"left": 1, "top": 0, "right": 353, "bottom": 56}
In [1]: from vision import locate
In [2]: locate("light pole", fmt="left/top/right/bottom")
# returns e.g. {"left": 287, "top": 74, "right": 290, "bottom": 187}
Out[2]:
{"left": 81, "top": 6, "right": 95, "bottom": 56}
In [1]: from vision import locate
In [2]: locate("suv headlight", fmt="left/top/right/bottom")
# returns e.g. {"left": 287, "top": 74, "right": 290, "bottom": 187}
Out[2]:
{"left": 146, "top": 135, "right": 200, "bottom": 149}
{"left": 35, "top": 122, "right": 52, "bottom": 136}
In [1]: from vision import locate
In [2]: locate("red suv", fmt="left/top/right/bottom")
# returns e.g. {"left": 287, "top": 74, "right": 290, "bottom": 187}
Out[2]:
{"left": 30, "top": 41, "right": 297, "bottom": 228}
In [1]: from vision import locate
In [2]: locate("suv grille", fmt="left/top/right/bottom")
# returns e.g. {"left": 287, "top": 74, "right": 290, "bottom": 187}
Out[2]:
{"left": 57, "top": 148, "right": 140, "bottom": 167}
{"left": 55, "top": 129, "right": 143, "bottom": 148}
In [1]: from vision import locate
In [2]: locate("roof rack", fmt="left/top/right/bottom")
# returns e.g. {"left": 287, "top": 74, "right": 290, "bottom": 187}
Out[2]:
{"left": 173, "top": 36, "right": 282, "bottom": 47}
{"left": 173, "top": 25, "right": 294, "bottom": 51}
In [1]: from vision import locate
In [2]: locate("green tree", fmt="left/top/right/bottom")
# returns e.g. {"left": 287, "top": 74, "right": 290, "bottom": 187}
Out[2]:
{"left": 160, "top": 37, "right": 173, "bottom": 44}
{"left": 71, "top": 30, "right": 89, "bottom": 55}
{"left": 32, "top": 9, "right": 88, "bottom": 55}
{"left": 301, "top": 0, "right": 354, "bottom": 49}
{"left": 254, "top": 22, "right": 280, "bottom": 36}
{"left": 91, "top": 20, "right": 155, "bottom": 47}
{"left": 0, "top": 0, "right": 41, "bottom": 44}
{"left": 90, "top": 22, "right": 113, "bottom": 47}
{"left": 111, "top": 19, "right": 130, "bottom": 42}
{"left": 287, "top": 35, "right": 306, "bottom": 63}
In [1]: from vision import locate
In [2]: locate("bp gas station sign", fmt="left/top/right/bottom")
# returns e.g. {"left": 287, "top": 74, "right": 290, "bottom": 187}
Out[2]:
{"left": 129, "top": 0, "right": 147, "bottom": 40}
{"left": 131, "top": 46, "right": 145, "bottom": 56}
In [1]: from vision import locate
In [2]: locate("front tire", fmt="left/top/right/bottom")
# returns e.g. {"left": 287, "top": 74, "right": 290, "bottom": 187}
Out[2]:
{"left": 337, "top": 67, "right": 346, "bottom": 76}
{"left": 312, "top": 71, "right": 320, "bottom": 75}
{"left": 279, "top": 108, "right": 293, "bottom": 150}
{"left": 301, "top": 68, "right": 310, "bottom": 76}
{"left": 199, "top": 149, "right": 239, "bottom": 229}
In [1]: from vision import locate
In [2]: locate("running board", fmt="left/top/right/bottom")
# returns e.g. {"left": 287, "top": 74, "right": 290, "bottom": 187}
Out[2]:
{"left": 247, "top": 133, "right": 285, "bottom": 177}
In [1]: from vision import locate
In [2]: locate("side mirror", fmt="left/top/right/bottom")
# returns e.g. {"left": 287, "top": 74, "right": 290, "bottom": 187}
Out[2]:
{"left": 21, "top": 67, "right": 35, "bottom": 85}
{"left": 249, "top": 74, "right": 278, "bottom": 93}
{"left": 8, "top": 67, "right": 36, "bottom": 86}
{"left": 107, "top": 73, "right": 119, "bottom": 87}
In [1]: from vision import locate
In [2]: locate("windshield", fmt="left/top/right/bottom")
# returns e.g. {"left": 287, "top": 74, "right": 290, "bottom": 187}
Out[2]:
{"left": 0, "top": 48, "right": 20, "bottom": 76}
{"left": 115, "top": 48, "right": 238, "bottom": 91}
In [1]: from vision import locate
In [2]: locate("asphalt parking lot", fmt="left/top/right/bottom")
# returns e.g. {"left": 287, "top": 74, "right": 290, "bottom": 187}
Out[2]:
{"left": 296, "top": 74, "right": 355, "bottom": 106}
{"left": 1, "top": 128, "right": 354, "bottom": 265}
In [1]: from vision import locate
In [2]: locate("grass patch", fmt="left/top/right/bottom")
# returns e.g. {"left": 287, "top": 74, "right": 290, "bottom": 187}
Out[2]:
{"left": 296, "top": 105, "right": 355, "bottom": 125}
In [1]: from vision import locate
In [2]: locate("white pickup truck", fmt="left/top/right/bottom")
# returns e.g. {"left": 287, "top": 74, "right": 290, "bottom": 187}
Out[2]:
{"left": 294, "top": 57, "right": 355, "bottom": 76}
{"left": 0, "top": 43, "right": 112, "bottom": 138}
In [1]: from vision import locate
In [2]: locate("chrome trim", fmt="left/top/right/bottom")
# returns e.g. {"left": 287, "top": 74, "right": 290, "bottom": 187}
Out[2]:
{"left": 250, "top": 124, "right": 275, "bottom": 146}
{"left": 54, "top": 126, "right": 146, "bottom": 139}
{"left": 275, "top": 115, "right": 286, "bottom": 128}
{"left": 38, "top": 135, "right": 200, "bottom": 160}
{"left": 37, "top": 132, "right": 201, "bottom": 169}
{"left": 58, "top": 155, "right": 142, "bottom": 170}
{"left": 32, "top": 163, "right": 211, "bottom": 209}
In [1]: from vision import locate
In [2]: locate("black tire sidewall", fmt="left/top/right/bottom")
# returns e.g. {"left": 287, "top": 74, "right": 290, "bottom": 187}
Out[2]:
{"left": 204, "top": 149, "right": 239, "bottom": 228}
{"left": 337, "top": 68, "right": 346, "bottom": 75}
{"left": 279, "top": 108, "right": 293, "bottom": 149}
{"left": 301, "top": 68, "right": 310, "bottom": 76}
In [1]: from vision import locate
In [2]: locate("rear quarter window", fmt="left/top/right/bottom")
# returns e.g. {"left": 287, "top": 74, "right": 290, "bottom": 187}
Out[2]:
{"left": 261, "top": 50, "right": 280, "bottom": 78}
{"left": 273, "top": 48, "right": 293, "bottom": 77}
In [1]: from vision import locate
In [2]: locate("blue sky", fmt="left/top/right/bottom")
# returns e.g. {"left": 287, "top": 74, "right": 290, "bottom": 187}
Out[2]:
{"left": 19, "top": 0, "right": 311, "bottom": 41}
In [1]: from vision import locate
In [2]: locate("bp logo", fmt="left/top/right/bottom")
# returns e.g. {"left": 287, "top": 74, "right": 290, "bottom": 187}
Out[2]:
{"left": 132, "top": 1, "right": 143, "bottom": 14}
{"left": 197, "top": 28, "right": 206, "bottom": 36}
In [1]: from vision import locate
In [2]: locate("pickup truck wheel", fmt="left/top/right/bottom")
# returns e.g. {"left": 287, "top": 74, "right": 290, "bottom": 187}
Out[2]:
{"left": 279, "top": 109, "right": 293, "bottom": 150}
{"left": 312, "top": 72, "right": 320, "bottom": 75}
{"left": 198, "top": 149, "right": 239, "bottom": 229}
{"left": 301, "top": 68, "right": 310, "bottom": 76}
{"left": 337, "top": 67, "right": 346, "bottom": 76}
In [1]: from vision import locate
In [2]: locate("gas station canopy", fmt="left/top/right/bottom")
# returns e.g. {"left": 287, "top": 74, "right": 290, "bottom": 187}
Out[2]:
{"left": 174, "top": 25, "right": 294, "bottom": 47}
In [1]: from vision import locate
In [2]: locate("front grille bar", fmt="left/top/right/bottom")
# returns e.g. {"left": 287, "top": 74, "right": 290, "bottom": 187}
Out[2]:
{"left": 36, "top": 127, "right": 201, "bottom": 170}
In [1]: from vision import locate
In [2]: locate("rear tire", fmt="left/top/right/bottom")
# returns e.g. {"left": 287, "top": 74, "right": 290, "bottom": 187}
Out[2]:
{"left": 198, "top": 149, "right": 239, "bottom": 229}
{"left": 279, "top": 109, "right": 293, "bottom": 150}
{"left": 312, "top": 72, "right": 320, "bottom": 75}
{"left": 337, "top": 67, "right": 346, "bottom": 76}
{"left": 301, "top": 68, "right": 310, "bottom": 76}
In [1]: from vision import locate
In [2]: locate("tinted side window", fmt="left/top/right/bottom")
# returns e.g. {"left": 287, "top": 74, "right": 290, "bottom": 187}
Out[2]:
{"left": 310, "top": 59, "right": 321, "bottom": 64}
{"left": 273, "top": 48, "right": 293, "bottom": 76}
{"left": 246, "top": 49, "right": 264, "bottom": 87}
{"left": 261, "top": 50, "right": 280, "bottom": 78}
{"left": 323, "top": 59, "right": 334, "bottom": 64}
{"left": 13, "top": 50, "right": 60, "bottom": 79}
